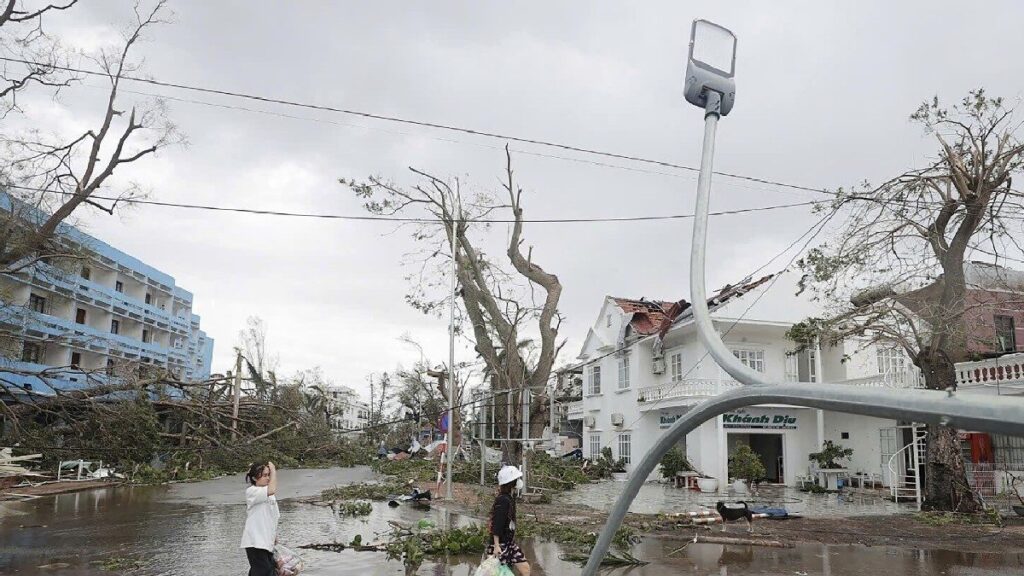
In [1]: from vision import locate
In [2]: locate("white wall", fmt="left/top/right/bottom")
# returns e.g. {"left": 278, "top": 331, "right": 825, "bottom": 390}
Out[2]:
{"left": 822, "top": 411, "right": 897, "bottom": 479}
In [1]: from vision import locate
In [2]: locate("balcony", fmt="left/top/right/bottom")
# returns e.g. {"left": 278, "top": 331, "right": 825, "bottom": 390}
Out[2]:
{"left": 637, "top": 378, "right": 743, "bottom": 410}
{"left": 955, "top": 353, "right": 1024, "bottom": 392}
{"left": 835, "top": 369, "right": 925, "bottom": 389}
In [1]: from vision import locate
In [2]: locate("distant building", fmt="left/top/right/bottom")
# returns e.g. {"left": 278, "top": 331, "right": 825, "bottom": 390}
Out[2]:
{"left": 325, "top": 384, "right": 369, "bottom": 434}
{"left": 0, "top": 194, "right": 214, "bottom": 392}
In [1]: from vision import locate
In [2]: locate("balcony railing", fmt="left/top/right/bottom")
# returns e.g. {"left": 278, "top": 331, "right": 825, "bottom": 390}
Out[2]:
{"left": 836, "top": 369, "right": 925, "bottom": 389}
{"left": 566, "top": 400, "right": 583, "bottom": 419}
{"left": 956, "top": 353, "right": 1024, "bottom": 390}
{"left": 637, "top": 378, "right": 743, "bottom": 406}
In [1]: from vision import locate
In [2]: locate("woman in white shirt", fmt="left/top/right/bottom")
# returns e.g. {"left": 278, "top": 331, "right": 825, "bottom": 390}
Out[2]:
{"left": 241, "top": 461, "right": 279, "bottom": 576}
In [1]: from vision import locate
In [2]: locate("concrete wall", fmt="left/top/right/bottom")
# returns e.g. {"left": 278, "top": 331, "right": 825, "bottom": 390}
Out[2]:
{"left": 822, "top": 411, "right": 897, "bottom": 480}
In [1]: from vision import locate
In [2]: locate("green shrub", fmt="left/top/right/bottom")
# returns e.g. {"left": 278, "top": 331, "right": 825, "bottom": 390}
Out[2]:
{"left": 659, "top": 447, "right": 692, "bottom": 480}
{"left": 728, "top": 445, "right": 766, "bottom": 483}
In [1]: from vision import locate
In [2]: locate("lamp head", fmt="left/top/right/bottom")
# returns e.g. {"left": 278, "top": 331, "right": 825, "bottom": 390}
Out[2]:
{"left": 684, "top": 19, "right": 736, "bottom": 116}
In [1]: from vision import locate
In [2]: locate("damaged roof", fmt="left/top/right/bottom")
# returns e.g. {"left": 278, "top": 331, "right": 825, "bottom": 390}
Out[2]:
{"left": 610, "top": 273, "right": 776, "bottom": 337}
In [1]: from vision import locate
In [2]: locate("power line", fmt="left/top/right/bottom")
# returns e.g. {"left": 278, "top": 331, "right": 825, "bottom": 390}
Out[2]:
{"left": 0, "top": 56, "right": 838, "bottom": 200}
{"left": 101, "top": 83, "right": 825, "bottom": 201}
{"left": 6, "top": 184, "right": 824, "bottom": 224}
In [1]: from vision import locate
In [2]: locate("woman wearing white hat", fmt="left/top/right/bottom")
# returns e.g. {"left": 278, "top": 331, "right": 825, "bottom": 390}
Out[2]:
{"left": 487, "top": 465, "right": 531, "bottom": 575}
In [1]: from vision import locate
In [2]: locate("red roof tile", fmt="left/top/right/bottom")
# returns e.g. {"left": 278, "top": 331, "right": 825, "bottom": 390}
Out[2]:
{"left": 610, "top": 273, "right": 776, "bottom": 337}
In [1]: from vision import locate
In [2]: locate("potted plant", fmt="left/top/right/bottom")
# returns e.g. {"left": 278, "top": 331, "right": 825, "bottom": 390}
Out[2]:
{"left": 600, "top": 447, "right": 628, "bottom": 481}
{"left": 728, "top": 445, "right": 766, "bottom": 493}
{"left": 659, "top": 446, "right": 693, "bottom": 484}
{"left": 696, "top": 475, "right": 719, "bottom": 493}
{"left": 808, "top": 440, "right": 854, "bottom": 469}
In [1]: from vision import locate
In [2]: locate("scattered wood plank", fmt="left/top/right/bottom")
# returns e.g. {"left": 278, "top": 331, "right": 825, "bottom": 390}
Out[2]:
{"left": 694, "top": 534, "right": 793, "bottom": 548}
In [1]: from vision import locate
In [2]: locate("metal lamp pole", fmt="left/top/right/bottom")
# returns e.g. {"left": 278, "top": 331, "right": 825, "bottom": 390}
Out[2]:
{"left": 582, "top": 19, "right": 1024, "bottom": 576}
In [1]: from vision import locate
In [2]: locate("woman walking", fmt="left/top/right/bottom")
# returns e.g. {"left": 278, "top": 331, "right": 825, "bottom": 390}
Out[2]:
{"left": 487, "top": 465, "right": 531, "bottom": 576}
{"left": 241, "top": 461, "right": 279, "bottom": 576}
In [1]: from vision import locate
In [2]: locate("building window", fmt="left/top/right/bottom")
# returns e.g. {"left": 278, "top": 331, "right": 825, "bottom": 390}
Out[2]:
{"left": 606, "top": 314, "right": 611, "bottom": 327}
{"left": 29, "top": 293, "right": 46, "bottom": 314}
{"left": 115, "top": 281, "right": 124, "bottom": 293}
{"left": 142, "top": 329, "right": 150, "bottom": 343}
{"left": 670, "top": 352, "right": 683, "bottom": 382}
{"left": 732, "top": 349, "right": 765, "bottom": 372}
{"left": 70, "top": 352, "right": 81, "bottom": 367}
{"left": 993, "top": 434, "right": 1024, "bottom": 467}
{"left": 618, "top": 433, "right": 632, "bottom": 465}
{"left": 588, "top": 365, "right": 602, "bottom": 395}
{"left": 618, "top": 356, "right": 630, "bottom": 389}
{"left": 81, "top": 267, "right": 91, "bottom": 280}
{"left": 876, "top": 346, "right": 906, "bottom": 374}
{"left": 589, "top": 433, "right": 601, "bottom": 459}
{"left": 995, "top": 315, "right": 1017, "bottom": 352}
{"left": 21, "top": 342, "right": 42, "bottom": 363}
{"left": 110, "top": 319, "right": 120, "bottom": 335}
{"left": 145, "top": 293, "right": 152, "bottom": 305}
{"left": 75, "top": 308, "right": 86, "bottom": 324}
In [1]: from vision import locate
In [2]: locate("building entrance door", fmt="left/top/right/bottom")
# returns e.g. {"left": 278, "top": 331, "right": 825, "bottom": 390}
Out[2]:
{"left": 728, "top": 433, "right": 784, "bottom": 483}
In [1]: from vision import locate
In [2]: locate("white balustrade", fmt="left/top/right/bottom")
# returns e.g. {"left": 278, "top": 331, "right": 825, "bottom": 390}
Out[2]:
{"left": 955, "top": 353, "right": 1024, "bottom": 389}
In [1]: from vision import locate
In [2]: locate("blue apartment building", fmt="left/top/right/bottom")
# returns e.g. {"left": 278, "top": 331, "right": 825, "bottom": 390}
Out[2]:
{"left": 0, "top": 197, "right": 214, "bottom": 393}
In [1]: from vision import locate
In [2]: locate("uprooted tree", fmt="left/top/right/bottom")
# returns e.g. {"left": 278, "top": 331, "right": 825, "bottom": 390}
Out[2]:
{"left": 0, "top": 359, "right": 369, "bottom": 475}
{"left": 343, "top": 147, "right": 564, "bottom": 463}
{"left": 793, "top": 90, "right": 1024, "bottom": 512}
{"left": 0, "top": 0, "right": 180, "bottom": 274}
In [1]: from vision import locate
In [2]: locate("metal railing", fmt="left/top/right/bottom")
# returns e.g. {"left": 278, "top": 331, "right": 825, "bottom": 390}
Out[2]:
{"left": 887, "top": 428, "right": 926, "bottom": 508}
{"left": 839, "top": 369, "right": 925, "bottom": 389}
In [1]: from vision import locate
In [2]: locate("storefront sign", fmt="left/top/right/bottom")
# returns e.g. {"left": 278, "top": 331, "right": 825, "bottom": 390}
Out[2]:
{"left": 659, "top": 414, "right": 682, "bottom": 429}
{"left": 723, "top": 411, "right": 798, "bottom": 430}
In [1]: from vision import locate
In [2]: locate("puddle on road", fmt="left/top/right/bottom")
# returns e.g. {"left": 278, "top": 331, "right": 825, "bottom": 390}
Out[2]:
{"left": 1, "top": 469, "right": 1022, "bottom": 575}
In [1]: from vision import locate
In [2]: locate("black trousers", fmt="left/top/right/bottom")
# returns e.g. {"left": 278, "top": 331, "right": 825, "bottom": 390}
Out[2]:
{"left": 245, "top": 547, "right": 276, "bottom": 576}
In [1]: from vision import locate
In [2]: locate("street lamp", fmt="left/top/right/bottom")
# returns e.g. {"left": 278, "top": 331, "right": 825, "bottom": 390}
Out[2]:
{"left": 682, "top": 19, "right": 768, "bottom": 387}
{"left": 683, "top": 19, "right": 736, "bottom": 117}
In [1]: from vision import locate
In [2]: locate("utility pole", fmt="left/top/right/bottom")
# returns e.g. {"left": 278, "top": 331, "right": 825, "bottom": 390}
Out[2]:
{"left": 445, "top": 194, "right": 461, "bottom": 501}
{"left": 231, "top": 350, "right": 242, "bottom": 440}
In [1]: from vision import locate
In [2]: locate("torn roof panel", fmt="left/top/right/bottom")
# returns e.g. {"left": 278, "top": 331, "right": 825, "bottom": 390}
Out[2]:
{"left": 609, "top": 273, "right": 776, "bottom": 337}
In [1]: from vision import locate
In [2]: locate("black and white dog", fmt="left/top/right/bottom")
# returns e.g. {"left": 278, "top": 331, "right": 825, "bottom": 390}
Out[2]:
{"left": 715, "top": 501, "right": 754, "bottom": 533}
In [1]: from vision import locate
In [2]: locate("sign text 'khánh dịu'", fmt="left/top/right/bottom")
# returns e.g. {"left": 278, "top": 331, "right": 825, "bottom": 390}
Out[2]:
{"left": 722, "top": 412, "right": 798, "bottom": 430}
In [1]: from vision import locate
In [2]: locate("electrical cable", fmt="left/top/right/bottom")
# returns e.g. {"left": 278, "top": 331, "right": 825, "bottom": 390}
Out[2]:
{"left": 3, "top": 184, "right": 824, "bottom": 223}
{"left": 0, "top": 55, "right": 842, "bottom": 200}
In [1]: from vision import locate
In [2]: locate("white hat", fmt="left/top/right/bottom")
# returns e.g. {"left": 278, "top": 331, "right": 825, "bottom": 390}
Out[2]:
{"left": 497, "top": 465, "right": 523, "bottom": 486}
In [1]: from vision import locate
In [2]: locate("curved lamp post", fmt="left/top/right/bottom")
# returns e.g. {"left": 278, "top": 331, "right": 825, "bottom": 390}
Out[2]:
{"left": 579, "top": 19, "right": 1024, "bottom": 576}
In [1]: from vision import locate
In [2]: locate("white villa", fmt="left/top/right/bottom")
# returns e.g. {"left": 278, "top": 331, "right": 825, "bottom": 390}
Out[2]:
{"left": 561, "top": 267, "right": 1024, "bottom": 501}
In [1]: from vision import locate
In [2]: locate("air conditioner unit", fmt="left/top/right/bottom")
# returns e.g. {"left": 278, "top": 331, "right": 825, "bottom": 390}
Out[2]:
{"left": 611, "top": 413, "right": 625, "bottom": 427}
{"left": 583, "top": 415, "right": 596, "bottom": 428}
{"left": 652, "top": 358, "right": 666, "bottom": 374}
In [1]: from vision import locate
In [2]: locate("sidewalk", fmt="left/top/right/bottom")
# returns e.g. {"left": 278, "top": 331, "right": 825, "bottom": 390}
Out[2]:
{"left": 562, "top": 481, "right": 915, "bottom": 517}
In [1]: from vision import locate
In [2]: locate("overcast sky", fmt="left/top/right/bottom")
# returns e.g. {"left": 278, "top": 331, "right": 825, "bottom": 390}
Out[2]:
{"left": 21, "top": 1, "right": 1024, "bottom": 400}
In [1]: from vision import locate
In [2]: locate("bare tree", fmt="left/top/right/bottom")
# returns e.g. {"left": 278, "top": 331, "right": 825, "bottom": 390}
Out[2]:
{"left": 0, "top": 0, "right": 180, "bottom": 274}
{"left": 344, "top": 147, "right": 563, "bottom": 463}
{"left": 368, "top": 370, "right": 391, "bottom": 429}
{"left": 237, "top": 315, "right": 279, "bottom": 382}
{"left": 793, "top": 90, "right": 1024, "bottom": 511}
{"left": 0, "top": 1, "right": 80, "bottom": 117}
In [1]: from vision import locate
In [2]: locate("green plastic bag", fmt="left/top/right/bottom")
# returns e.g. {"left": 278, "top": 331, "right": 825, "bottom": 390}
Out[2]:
{"left": 497, "top": 565, "right": 515, "bottom": 576}
{"left": 473, "top": 557, "right": 500, "bottom": 576}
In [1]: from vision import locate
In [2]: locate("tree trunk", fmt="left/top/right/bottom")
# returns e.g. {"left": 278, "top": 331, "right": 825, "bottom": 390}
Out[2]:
{"left": 918, "top": 351, "right": 980, "bottom": 512}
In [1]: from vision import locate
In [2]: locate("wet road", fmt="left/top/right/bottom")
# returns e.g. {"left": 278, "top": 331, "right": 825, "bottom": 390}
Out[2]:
{"left": 1, "top": 468, "right": 1022, "bottom": 575}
